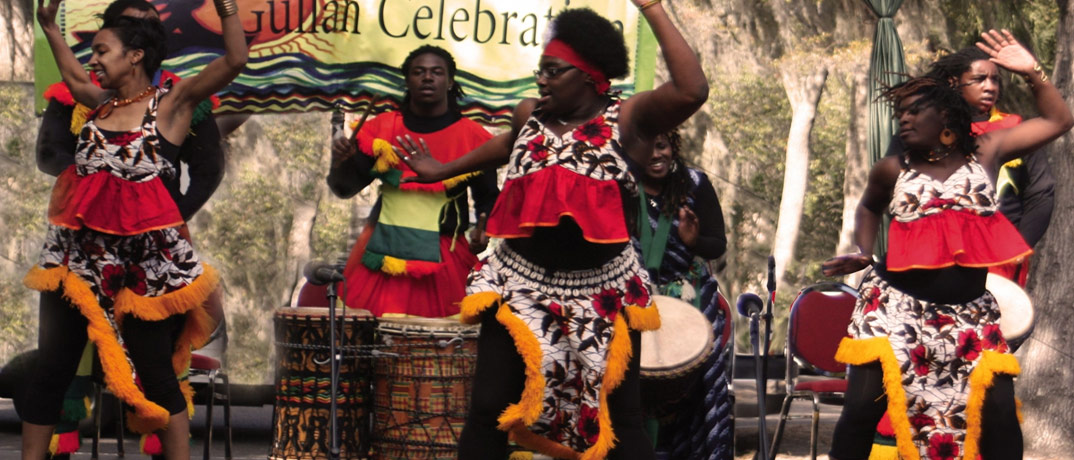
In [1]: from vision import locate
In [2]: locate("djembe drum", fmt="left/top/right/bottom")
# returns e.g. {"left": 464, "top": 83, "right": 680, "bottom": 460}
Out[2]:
{"left": 370, "top": 317, "right": 479, "bottom": 459}
{"left": 639, "top": 295, "right": 716, "bottom": 415}
{"left": 271, "top": 307, "right": 375, "bottom": 460}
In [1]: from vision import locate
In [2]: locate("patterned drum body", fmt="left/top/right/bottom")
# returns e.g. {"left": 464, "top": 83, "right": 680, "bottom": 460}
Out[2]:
{"left": 371, "top": 317, "right": 479, "bottom": 460}
{"left": 640, "top": 295, "right": 715, "bottom": 415}
{"left": 271, "top": 307, "right": 375, "bottom": 460}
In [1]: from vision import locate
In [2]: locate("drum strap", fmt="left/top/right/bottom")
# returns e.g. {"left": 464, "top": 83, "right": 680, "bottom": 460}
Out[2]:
{"left": 637, "top": 192, "right": 672, "bottom": 272}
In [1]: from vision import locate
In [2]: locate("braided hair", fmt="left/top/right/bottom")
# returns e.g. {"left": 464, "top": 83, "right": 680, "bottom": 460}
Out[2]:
{"left": 400, "top": 45, "right": 465, "bottom": 114}
{"left": 926, "top": 47, "right": 1001, "bottom": 95}
{"left": 881, "top": 76, "right": 977, "bottom": 157}
{"left": 656, "top": 129, "right": 693, "bottom": 217}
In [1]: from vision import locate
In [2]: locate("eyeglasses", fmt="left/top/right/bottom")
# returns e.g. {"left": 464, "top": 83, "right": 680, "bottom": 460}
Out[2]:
{"left": 532, "top": 65, "right": 577, "bottom": 80}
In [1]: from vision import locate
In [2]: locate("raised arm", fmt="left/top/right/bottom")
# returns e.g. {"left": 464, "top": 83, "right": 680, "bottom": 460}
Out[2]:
{"left": 399, "top": 99, "right": 536, "bottom": 182}
{"left": 157, "top": 2, "right": 247, "bottom": 145}
{"left": 975, "top": 30, "right": 1074, "bottom": 166}
{"left": 36, "top": 0, "right": 107, "bottom": 108}
{"left": 619, "top": 1, "right": 708, "bottom": 150}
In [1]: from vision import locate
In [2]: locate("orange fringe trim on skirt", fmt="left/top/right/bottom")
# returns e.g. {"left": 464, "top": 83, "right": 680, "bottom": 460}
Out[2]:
{"left": 24, "top": 263, "right": 219, "bottom": 434}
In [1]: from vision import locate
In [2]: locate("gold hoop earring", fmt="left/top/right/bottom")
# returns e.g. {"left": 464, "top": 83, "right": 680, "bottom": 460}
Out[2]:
{"left": 940, "top": 128, "right": 956, "bottom": 146}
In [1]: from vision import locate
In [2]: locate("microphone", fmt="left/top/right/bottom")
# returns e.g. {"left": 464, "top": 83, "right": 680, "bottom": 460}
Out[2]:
{"left": 303, "top": 261, "right": 344, "bottom": 286}
{"left": 736, "top": 292, "right": 764, "bottom": 317}
{"left": 766, "top": 255, "right": 776, "bottom": 293}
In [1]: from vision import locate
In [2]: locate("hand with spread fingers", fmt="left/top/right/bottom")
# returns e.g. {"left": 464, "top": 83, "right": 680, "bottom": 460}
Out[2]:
{"left": 395, "top": 134, "right": 448, "bottom": 183}
{"left": 976, "top": 29, "right": 1038, "bottom": 77}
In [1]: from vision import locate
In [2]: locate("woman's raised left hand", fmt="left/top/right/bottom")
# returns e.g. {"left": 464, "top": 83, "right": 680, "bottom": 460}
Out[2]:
{"left": 977, "top": 29, "right": 1038, "bottom": 76}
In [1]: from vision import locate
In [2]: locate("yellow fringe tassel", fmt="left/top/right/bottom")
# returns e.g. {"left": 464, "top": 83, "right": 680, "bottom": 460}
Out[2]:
{"left": 835, "top": 337, "right": 919, "bottom": 460}
{"left": 379, "top": 255, "right": 408, "bottom": 275}
{"left": 441, "top": 170, "right": 482, "bottom": 190}
{"left": 47, "top": 434, "right": 59, "bottom": 456}
{"left": 71, "top": 104, "right": 91, "bottom": 136}
{"left": 962, "top": 350, "right": 1020, "bottom": 460}
{"left": 372, "top": 138, "right": 399, "bottom": 173}
{"left": 507, "top": 451, "right": 535, "bottom": 460}
{"left": 495, "top": 303, "right": 546, "bottom": 429}
{"left": 459, "top": 291, "right": 501, "bottom": 325}
{"left": 625, "top": 301, "right": 661, "bottom": 331}
{"left": 868, "top": 444, "right": 899, "bottom": 460}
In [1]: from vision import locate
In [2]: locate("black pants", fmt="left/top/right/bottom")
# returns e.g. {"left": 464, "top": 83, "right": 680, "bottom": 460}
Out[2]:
{"left": 16, "top": 290, "right": 188, "bottom": 425}
{"left": 829, "top": 362, "right": 1023, "bottom": 460}
{"left": 457, "top": 310, "right": 655, "bottom": 460}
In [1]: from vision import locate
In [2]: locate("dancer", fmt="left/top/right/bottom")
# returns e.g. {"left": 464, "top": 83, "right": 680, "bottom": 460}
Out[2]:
{"left": 885, "top": 46, "right": 1055, "bottom": 286}
{"left": 33, "top": 1, "right": 230, "bottom": 457}
{"left": 402, "top": 3, "right": 708, "bottom": 458}
{"left": 327, "top": 44, "right": 498, "bottom": 318}
{"left": 637, "top": 128, "right": 731, "bottom": 460}
{"left": 823, "top": 30, "right": 1072, "bottom": 460}
{"left": 22, "top": 0, "right": 246, "bottom": 458}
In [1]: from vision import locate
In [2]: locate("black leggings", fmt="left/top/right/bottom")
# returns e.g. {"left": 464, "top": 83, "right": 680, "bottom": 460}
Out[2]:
{"left": 457, "top": 311, "right": 655, "bottom": 460}
{"left": 16, "top": 290, "right": 188, "bottom": 425}
{"left": 829, "top": 362, "right": 1022, "bottom": 460}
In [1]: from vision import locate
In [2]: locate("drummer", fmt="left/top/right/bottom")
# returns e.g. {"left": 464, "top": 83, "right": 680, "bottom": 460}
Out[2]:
{"left": 636, "top": 128, "right": 731, "bottom": 459}
{"left": 327, "top": 44, "right": 499, "bottom": 318}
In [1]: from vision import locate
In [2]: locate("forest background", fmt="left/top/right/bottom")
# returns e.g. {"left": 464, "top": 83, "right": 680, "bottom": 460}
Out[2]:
{"left": 2, "top": 0, "right": 1073, "bottom": 455}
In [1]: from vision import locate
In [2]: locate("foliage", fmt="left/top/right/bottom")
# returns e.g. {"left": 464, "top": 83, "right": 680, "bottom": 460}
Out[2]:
{"left": 0, "top": 83, "right": 50, "bottom": 365}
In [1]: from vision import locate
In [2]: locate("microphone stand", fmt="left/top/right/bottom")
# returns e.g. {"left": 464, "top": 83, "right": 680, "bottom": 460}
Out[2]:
{"left": 326, "top": 280, "right": 341, "bottom": 460}
{"left": 756, "top": 256, "right": 776, "bottom": 460}
{"left": 748, "top": 305, "right": 769, "bottom": 460}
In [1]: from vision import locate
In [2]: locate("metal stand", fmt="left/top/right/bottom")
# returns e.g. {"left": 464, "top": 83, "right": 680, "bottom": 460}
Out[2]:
{"left": 748, "top": 309, "right": 770, "bottom": 460}
{"left": 756, "top": 256, "right": 776, "bottom": 460}
{"left": 326, "top": 281, "right": 341, "bottom": 460}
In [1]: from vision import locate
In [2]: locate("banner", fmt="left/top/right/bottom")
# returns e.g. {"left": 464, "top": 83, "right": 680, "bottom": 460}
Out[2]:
{"left": 34, "top": 0, "right": 657, "bottom": 125}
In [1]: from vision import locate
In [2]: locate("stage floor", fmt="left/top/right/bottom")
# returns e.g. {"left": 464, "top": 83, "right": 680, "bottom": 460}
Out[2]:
{"left": 0, "top": 381, "right": 844, "bottom": 459}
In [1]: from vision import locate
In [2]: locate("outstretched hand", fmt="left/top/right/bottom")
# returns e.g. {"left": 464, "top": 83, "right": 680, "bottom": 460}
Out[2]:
{"left": 976, "top": 29, "right": 1038, "bottom": 76}
{"left": 396, "top": 135, "right": 447, "bottom": 184}
{"left": 821, "top": 253, "right": 873, "bottom": 277}
{"left": 37, "top": 0, "right": 61, "bottom": 30}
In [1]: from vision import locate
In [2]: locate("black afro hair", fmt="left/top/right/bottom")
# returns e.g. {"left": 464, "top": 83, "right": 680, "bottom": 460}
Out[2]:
{"left": 548, "top": 8, "right": 629, "bottom": 80}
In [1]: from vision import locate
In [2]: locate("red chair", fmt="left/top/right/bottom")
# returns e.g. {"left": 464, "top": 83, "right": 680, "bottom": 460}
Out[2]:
{"left": 768, "top": 282, "right": 858, "bottom": 460}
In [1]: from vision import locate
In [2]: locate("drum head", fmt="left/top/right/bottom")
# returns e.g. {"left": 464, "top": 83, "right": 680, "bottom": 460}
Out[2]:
{"left": 640, "top": 295, "right": 714, "bottom": 375}
{"left": 986, "top": 273, "right": 1035, "bottom": 341}
{"left": 275, "top": 305, "right": 373, "bottom": 320}
{"left": 376, "top": 316, "right": 480, "bottom": 338}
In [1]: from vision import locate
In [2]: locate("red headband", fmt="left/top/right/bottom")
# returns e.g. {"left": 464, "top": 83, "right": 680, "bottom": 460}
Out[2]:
{"left": 542, "top": 39, "right": 610, "bottom": 93}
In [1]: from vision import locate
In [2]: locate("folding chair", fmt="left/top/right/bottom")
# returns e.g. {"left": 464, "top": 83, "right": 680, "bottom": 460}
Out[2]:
{"left": 768, "top": 282, "right": 858, "bottom": 459}
{"left": 189, "top": 351, "right": 233, "bottom": 460}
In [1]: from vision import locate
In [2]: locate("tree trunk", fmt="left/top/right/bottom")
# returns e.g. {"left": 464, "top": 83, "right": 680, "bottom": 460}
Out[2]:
{"left": 837, "top": 72, "right": 872, "bottom": 287}
{"left": 0, "top": 0, "right": 33, "bottom": 82}
{"left": 285, "top": 199, "right": 320, "bottom": 308}
{"left": 773, "top": 67, "right": 828, "bottom": 290}
{"left": 1018, "top": 0, "right": 1074, "bottom": 453}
